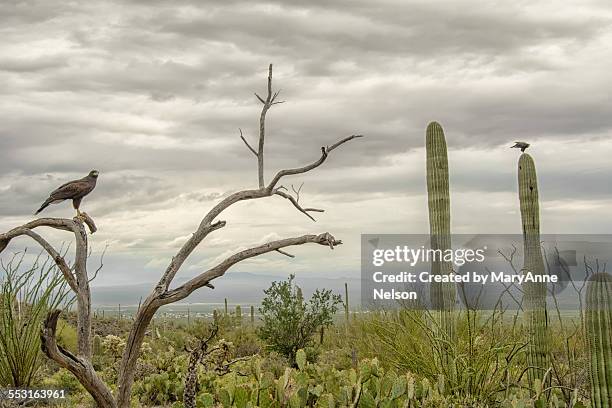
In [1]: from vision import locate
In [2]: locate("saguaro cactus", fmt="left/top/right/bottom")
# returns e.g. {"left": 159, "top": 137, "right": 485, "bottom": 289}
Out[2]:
{"left": 344, "top": 282, "right": 350, "bottom": 324}
{"left": 93, "top": 334, "right": 102, "bottom": 356}
{"left": 235, "top": 305, "right": 242, "bottom": 325}
{"left": 586, "top": 272, "right": 612, "bottom": 408}
{"left": 518, "top": 153, "right": 549, "bottom": 384}
{"left": 425, "top": 121, "right": 455, "bottom": 340}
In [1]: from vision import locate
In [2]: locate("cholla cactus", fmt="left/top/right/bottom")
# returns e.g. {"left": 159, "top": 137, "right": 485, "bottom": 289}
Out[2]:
{"left": 140, "top": 341, "right": 152, "bottom": 356}
{"left": 102, "top": 334, "right": 126, "bottom": 361}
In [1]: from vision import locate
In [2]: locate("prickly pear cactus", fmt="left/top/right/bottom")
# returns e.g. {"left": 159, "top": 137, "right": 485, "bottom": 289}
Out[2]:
{"left": 425, "top": 121, "right": 455, "bottom": 340}
{"left": 518, "top": 153, "right": 549, "bottom": 384}
{"left": 586, "top": 272, "right": 612, "bottom": 408}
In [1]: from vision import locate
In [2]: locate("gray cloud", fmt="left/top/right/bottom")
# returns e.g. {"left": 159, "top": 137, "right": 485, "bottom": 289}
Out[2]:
{"left": 1, "top": 0, "right": 612, "bottom": 291}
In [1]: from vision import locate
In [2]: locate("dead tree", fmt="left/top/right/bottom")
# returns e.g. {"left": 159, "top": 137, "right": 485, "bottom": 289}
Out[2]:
{"left": 183, "top": 325, "right": 218, "bottom": 408}
{"left": 0, "top": 64, "right": 361, "bottom": 408}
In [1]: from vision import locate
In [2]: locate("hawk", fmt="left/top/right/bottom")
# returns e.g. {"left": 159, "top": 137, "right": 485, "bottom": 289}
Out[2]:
{"left": 510, "top": 141, "right": 530, "bottom": 152}
{"left": 35, "top": 170, "right": 99, "bottom": 216}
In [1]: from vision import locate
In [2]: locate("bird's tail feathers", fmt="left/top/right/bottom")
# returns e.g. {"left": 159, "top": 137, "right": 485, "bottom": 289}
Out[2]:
{"left": 35, "top": 199, "right": 53, "bottom": 215}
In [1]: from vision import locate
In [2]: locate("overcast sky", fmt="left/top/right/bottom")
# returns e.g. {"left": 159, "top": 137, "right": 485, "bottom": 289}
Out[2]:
{"left": 1, "top": 0, "right": 612, "bottom": 292}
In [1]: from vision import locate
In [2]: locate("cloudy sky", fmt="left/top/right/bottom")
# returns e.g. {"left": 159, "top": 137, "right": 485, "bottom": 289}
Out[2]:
{"left": 1, "top": 0, "right": 612, "bottom": 296}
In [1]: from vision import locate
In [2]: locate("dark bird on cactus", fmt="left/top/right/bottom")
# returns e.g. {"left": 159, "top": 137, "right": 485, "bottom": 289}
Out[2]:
{"left": 510, "top": 141, "right": 530, "bottom": 152}
{"left": 35, "top": 170, "right": 99, "bottom": 216}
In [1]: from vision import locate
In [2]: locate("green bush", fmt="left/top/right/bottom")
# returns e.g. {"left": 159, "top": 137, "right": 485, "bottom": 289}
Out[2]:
{"left": 56, "top": 318, "right": 78, "bottom": 353}
{"left": 42, "top": 368, "right": 85, "bottom": 394}
{"left": 224, "top": 325, "right": 261, "bottom": 358}
{"left": 346, "top": 309, "right": 534, "bottom": 405}
{"left": 258, "top": 274, "right": 342, "bottom": 363}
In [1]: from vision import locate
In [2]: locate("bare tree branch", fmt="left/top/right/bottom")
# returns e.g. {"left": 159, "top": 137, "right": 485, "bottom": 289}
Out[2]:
{"left": 79, "top": 212, "right": 98, "bottom": 234}
{"left": 291, "top": 183, "right": 304, "bottom": 201}
{"left": 41, "top": 310, "right": 116, "bottom": 408}
{"left": 156, "top": 220, "right": 227, "bottom": 291}
{"left": 152, "top": 126, "right": 359, "bottom": 287}
{"left": 239, "top": 128, "right": 258, "bottom": 157}
{"left": 257, "top": 64, "right": 276, "bottom": 188}
{"left": 276, "top": 249, "right": 295, "bottom": 258}
{"left": 183, "top": 324, "right": 219, "bottom": 408}
{"left": 0, "top": 217, "right": 97, "bottom": 293}
{"left": 23, "top": 229, "right": 79, "bottom": 293}
{"left": 71, "top": 219, "right": 94, "bottom": 359}
{"left": 0, "top": 219, "right": 76, "bottom": 250}
{"left": 254, "top": 93, "right": 265, "bottom": 104}
{"left": 268, "top": 134, "right": 364, "bottom": 190}
{"left": 270, "top": 90, "right": 285, "bottom": 105}
{"left": 271, "top": 89, "right": 281, "bottom": 103}
{"left": 327, "top": 135, "right": 364, "bottom": 153}
{"left": 89, "top": 243, "right": 109, "bottom": 283}
{"left": 274, "top": 190, "right": 324, "bottom": 221}
{"left": 159, "top": 232, "right": 342, "bottom": 305}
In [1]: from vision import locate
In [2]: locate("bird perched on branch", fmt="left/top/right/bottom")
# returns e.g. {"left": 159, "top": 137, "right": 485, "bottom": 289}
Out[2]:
{"left": 510, "top": 141, "right": 530, "bottom": 152}
{"left": 35, "top": 170, "right": 99, "bottom": 216}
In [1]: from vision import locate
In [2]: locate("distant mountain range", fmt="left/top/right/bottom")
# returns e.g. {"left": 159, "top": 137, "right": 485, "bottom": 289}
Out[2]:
{"left": 89, "top": 270, "right": 584, "bottom": 313}
{"left": 90, "top": 272, "right": 362, "bottom": 307}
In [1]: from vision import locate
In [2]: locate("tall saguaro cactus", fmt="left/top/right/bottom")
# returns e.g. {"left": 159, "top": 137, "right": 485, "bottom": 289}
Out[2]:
{"left": 586, "top": 272, "right": 612, "bottom": 408}
{"left": 517, "top": 153, "right": 549, "bottom": 385}
{"left": 344, "top": 282, "right": 350, "bottom": 324}
{"left": 425, "top": 122, "right": 455, "bottom": 341}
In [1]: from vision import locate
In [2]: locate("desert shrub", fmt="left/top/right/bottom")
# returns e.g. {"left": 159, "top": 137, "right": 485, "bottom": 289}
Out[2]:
{"left": 224, "top": 325, "right": 261, "bottom": 358}
{"left": 258, "top": 274, "right": 342, "bottom": 363}
{"left": 155, "top": 321, "right": 192, "bottom": 350}
{"left": 260, "top": 352, "right": 290, "bottom": 378}
{"left": 344, "top": 307, "right": 591, "bottom": 406}
{"left": 318, "top": 346, "right": 355, "bottom": 371}
{"left": 0, "top": 252, "right": 73, "bottom": 387}
{"left": 56, "top": 318, "right": 78, "bottom": 353}
{"left": 42, "top": 367, "right": 85, "bottom": 393}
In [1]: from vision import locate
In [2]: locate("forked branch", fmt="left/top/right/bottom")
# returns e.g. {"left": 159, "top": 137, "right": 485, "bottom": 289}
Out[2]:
{"left": 257, "top": 64, "right": 276, "bottom": 188}
{"left": 268, "top": 134, "right": 363, "bottom": 190}
{"left": 274, "top": 189, "right": 324, "bottom": 221}
{"left": 239, "top": 128, "right": 258, "bottom": 157}
{"left": 0, "top": 215, "right": 96, "bottom": 292}
{"left": 41, "top": 310, "right": 115, "bottom": 407}
{"left": 159, "top": 232, "right": 341, "bottom": 304}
